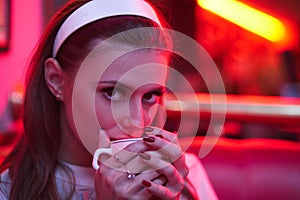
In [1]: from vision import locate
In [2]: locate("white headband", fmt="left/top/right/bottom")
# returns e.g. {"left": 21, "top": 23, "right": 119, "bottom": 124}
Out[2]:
{"left": 52, "top": 0, "right": 162, "bottom": 57}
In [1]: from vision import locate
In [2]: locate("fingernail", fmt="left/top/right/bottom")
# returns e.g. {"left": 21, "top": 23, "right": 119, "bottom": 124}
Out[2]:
{"left": 143, "top": 136, "right": 155, "bottom": 143}
{"left": 142, "top": 180, "right": 151, "bottom": 187}
{"left": 156, "top": 134, "right": 164, "bottom": 139}
{"left": 139, "top": 153, "right": 151, "bottom": 160}
{"left": 144, "top": 127, "right": 154, "bottom": 132}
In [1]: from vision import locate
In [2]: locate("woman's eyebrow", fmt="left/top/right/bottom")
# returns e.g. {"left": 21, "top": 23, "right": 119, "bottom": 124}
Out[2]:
{"left": 98, "top": 80, "right": 132, "bottom": 90}
{"left": 150, "top": 86, "right": 166, "bottom": 93}
{"left": 98, "top": 81, "right": 166, "bottom": 93}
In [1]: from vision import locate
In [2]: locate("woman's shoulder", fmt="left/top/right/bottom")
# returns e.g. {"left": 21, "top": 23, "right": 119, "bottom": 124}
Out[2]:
{"left": 56, "top": 162, "right": 96, "bottom": 199}
{"left": 0, "top": 169, "right": 12, "bottom": 199}
{"left": 184, "top": 152, "right": 219, "bottom": 200}
{"left": 185, "top": 152, "right": 201, "bottom": 166}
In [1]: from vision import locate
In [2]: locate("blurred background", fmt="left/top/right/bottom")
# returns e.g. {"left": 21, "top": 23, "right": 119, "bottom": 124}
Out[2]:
{"left": 0, "top": 1, "right": 300, "bottom": 199}
{"left": 0, "top": 0, "right": 299, "bottom": 140}
{"left": 0, "top": 0, "right": 300, "bottom": 141}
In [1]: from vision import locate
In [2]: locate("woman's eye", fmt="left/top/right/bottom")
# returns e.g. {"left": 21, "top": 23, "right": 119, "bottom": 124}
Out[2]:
{"left": 102, "top": 88, "right": 125, "bottom": 101}
{"left": 143, "top": 92, "right": 161, "bottom": 104}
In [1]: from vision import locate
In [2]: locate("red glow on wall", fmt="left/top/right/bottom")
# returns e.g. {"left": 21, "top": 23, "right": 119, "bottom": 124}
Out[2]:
{"left": 197, "top": 0, "right": 297, "bottom": 50}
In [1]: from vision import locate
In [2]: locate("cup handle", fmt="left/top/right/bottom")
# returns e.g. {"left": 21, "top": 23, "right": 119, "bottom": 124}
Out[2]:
{"left": 92, "top": 148, "right": 112, "bottom": 170}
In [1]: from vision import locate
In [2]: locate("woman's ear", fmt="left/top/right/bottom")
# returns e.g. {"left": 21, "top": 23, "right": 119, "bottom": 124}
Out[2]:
{"left": 44, "top": 58, "right": 64, "bottom": 101}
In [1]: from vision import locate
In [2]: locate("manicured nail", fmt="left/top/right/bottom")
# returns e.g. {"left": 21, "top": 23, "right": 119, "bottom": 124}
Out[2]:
{"left": 156, "top": 134, "right": 164, "bottom": 139}
{"left": 139, "top": 153, "right": 151, "bottom": 160}
{"left": 143, "top": 136, "right": 155, "bottom": 143}
{"left": 144, "top": 127, "right": 154, "bottom": 132}
{"left": 142, "top": 180, "right": 151, "bottom": 187}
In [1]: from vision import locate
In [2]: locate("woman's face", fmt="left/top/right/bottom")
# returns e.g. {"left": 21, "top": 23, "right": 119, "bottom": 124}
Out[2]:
{"left": 62, "top": 46, "right": 168, "bottom": 150}
{"left": 95, "top": 51, "right": 168, "bottom": 140}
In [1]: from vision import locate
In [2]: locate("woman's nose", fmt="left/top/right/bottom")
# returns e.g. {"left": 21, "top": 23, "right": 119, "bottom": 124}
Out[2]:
{"left": 120, "top": 97, "right": 150, "bottom": 136}
{"left": 129, "top": 97, "right": 146, "bottom": 128}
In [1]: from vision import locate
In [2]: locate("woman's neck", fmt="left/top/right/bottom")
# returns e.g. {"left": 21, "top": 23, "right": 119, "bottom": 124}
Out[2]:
{"left": 58, "top": 112, "right": 93, "bottom": 167}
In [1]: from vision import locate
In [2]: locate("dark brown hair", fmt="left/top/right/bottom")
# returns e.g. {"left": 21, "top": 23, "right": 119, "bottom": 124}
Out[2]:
{"left": 0, "top": 0, "right": 171, "bottom": 199}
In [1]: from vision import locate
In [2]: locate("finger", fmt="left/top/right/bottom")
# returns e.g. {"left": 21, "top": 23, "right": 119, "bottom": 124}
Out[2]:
{"left": 98, "top": 128, "right": 110, "bottom": 148}
{"left": 126, "top": 170, "right": 164, "bottom": 196}
{"left": 139, "top": 153, "right": 184, "bottom": 188}
{"left": 95, "top": 164, "right": 123, "bottom": 189}
{"left": 112, "top": 140, "right": 150, "bottom": 164}
{"left": 98, "top": 164, "right": 160, "bottom": 194}
{"left": 141, "top": 180, "right": 179, "bottom": 200}
{"left": 134, "top": 175, "right": 168, "bottom": 199}
{"left": 152, "top": 175, "right": 168, "bottom": 186}
{"left": 143, "top": 136, "right": 183, "bottom": 163}
{"left": 96, "top": 164, "right": 140, "bottom": 196}
{"left": 96, "top": 159, "right": 162, "bottom": 199}
{"left": 124, "top": 154, "right": 148, "bottom": 174}
{"left": 135, "top": 167, "right": 162, "bottom": 181}
{"left": 134, "top": 189, "right": 153, "bottom": 200}
{"left": 101, "top": 141, "right": 151, "bottom": 172}
{"left": 144, "top": 126, "right": 178, "bottom": 144}
{"left": 143, "top": 150, "right": 188, "bottom": 179}
{"left": 171, "top": 154, "right": 189, "bottom": 178}
{"left": 94, "top": 129, "right": 111, "bottom": 165}
{"left": 110, "top": 152, "right": 160, "bottom": 176}
{"left": 143, "top": 131, "right": 188, "bottom": 178}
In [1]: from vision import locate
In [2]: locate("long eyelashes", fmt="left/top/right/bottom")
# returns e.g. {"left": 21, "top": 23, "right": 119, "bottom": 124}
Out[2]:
{"left": 97, "top": 86, "right": 164, "bottom": 105}
{"left": 142, "top": 91, "right": 163, "bottom": 104}
{"left": 98, "top": 87, "right": 125, "bottom": 101}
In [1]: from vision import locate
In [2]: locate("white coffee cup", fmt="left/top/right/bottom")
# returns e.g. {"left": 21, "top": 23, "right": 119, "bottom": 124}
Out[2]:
{"left": 92, "top": 138, "right": 143, "bottom": 170}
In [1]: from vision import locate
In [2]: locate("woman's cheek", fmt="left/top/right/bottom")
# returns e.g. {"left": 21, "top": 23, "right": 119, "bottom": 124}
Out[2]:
{"left": 96, "top": 104, "right": 112, "bottom": 127}
{"left": 95, "top": 96, "right": 122, "bottom": 131}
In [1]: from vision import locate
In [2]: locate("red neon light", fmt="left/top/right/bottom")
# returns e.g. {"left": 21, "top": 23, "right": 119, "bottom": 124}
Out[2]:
{"left": 197, "top": 0, "right": 289, "bottom": 43}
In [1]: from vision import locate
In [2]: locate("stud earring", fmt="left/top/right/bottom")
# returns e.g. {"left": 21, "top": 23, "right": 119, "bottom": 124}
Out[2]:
{"left": 55, "top": 94, "right": 63, "bottom": 101}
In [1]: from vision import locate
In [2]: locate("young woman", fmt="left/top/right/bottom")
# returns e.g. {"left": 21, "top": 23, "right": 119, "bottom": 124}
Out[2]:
{"left": 0, "top": 0, "right": 218, "bottom": 199}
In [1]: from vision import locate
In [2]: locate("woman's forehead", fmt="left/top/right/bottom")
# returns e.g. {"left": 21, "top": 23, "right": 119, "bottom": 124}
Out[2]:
{"left": 99, "top": 51, "right": 169, "bottom": 87}
{"left": 85, "top": 47, "right": 167, "bottom": 73}
{"left": 74, "top": 42, "right": 169, "bottom": 90}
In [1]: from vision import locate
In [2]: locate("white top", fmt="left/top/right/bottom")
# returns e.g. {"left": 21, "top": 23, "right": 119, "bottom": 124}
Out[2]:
{"left": 0, "top": 153, "right": 218, "bottom": 200}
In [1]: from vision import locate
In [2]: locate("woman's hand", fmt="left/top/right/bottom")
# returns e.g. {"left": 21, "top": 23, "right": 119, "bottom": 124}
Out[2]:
{"left": 139, "top": 127, "right": 189, "bottom": 199}
{"left": 94, "top": 128, "right": 189, "bottom": 200}
{"left": 94, "top": 129, "right": 159, "bottom": 199}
